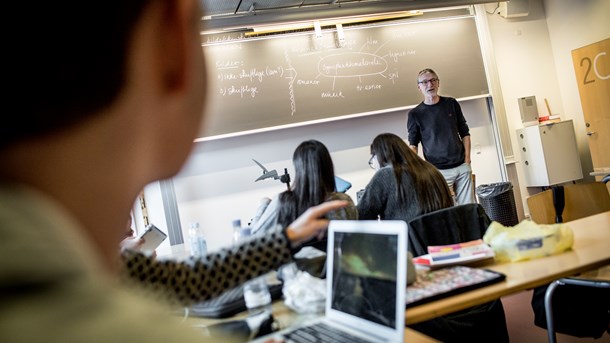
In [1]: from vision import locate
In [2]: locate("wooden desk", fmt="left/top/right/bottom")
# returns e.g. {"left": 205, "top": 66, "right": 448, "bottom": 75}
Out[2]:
{"left": 405, "top": 211, "right": 610, "bottom": 325}
{"left": 188, "top": 300, "right": 439, "bottom": 342}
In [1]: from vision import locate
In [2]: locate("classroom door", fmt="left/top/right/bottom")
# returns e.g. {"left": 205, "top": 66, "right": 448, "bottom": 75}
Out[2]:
{"left": 571, "top": 38, "right": 610, "bottom": 179}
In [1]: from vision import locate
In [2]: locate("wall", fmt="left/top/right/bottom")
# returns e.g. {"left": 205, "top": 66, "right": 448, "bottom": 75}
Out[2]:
{"left": 482, "top": 0, "right": 610, "bottom": 215}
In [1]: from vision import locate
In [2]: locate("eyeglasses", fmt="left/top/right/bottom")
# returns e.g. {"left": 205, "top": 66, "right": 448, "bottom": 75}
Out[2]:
{"left": 418, "top": 78, "right": 439, "bottom": 85}
{"left": 368, "top": 155, "right": 376, "bottom": 169}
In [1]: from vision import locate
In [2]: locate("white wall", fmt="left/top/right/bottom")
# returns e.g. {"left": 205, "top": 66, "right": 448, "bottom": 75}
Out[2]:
{"left": 482, "top": 0, "right": 609, "bottom": 215}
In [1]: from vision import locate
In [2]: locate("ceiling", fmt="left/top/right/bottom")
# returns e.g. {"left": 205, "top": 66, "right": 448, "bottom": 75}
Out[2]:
{"left": 200, "top": 0, "right": 500, "bottom": 32}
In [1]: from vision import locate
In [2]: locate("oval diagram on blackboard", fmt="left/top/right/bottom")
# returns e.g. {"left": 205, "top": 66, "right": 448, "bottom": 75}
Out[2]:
{"left": 318, "top": 52, "right": 388, "bottom": 78}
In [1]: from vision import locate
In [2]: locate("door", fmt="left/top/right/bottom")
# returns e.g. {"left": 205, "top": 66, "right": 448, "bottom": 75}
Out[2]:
{"left": 571, "top": 38, "right": 610, "bottom": 180}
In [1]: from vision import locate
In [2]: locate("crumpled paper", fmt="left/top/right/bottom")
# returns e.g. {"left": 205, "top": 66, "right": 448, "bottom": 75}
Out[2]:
{"left": 483, "top": 220, "right": 574, "bottom": 263}
{"left": 281, "top": 266, "right": 326, "bottom": 314}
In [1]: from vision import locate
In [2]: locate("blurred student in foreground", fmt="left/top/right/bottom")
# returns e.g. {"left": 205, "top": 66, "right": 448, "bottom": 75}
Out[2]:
{"left": 0, "top": 1, "right": 346, "bottom": 342}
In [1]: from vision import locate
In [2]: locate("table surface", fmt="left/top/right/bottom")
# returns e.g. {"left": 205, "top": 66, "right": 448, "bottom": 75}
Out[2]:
{"left": 405, "top": 211, "right": 610, "bottom": 325}
{"left": 172, "top": 211, "right": 610, "bottom": 340}
{"left": 187, "top": 300, "right": 439, "bottom": 342}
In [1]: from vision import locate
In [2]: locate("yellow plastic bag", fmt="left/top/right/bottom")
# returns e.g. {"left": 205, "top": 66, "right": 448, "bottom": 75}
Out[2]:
{"left": 483, "top": 220, "right": 574, "bottom": 263}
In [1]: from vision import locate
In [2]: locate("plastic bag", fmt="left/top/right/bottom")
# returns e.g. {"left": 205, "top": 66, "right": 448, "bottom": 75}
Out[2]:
{"left": 483, "top": 220, "right": 574, "bottom": 263}
{"left": 282, "top": 271, "right": 326, "bottom": 314}
{"left": 476, "top": 182, "right": 513, "bottom": 199}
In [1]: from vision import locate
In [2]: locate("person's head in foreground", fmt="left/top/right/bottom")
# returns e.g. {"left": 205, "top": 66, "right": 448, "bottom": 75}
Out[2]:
{"left": 1, "top": 1, "right": 345, "bottom": 341}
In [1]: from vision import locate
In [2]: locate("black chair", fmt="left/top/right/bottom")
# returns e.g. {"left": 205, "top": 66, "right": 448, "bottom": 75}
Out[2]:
{"left": 407, "top": 203, "right": 509, "bottom": 342}
{"left": 542, "top": 277, "right": 610, "bottom": 343}
{"left": 528, "top": 183, "right": 610, "bottom": 341}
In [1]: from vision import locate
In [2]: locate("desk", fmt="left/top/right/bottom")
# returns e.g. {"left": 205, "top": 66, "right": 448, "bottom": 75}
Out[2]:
{"left": 590, "top": 168, "right": 610, "bottom": 177}
{"left": 405, "top": 211, "right": 610, "bottom": 325}
{"left": 188, "top": 300, "right": 439, "bottom": 342}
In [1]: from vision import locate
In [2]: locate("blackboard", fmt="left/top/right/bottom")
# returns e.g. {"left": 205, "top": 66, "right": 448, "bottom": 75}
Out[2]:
{"left": 199, "top": 16, "right": 488, "bottom": 140}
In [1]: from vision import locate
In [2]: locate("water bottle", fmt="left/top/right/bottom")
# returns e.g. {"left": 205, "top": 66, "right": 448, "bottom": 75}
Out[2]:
{"left": 189, "top": 222, "right": 207, "bottom": 258}
{"left": 240, "top": 227, "right": 252, "bottom": 241}
{"left": 232, "top": 219, "right": 242, "bottom": 246}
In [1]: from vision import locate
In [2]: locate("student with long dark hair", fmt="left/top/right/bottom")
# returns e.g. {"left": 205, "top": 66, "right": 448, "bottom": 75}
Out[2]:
{"left": 252, "top": 140, "right": 357, "bottom": 247}
{"left": 358, "top": 133, "right": 453, "bottom": 223}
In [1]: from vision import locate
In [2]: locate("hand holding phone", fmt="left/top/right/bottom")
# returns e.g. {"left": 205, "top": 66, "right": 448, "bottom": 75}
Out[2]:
{"left": 138, "top": 224, "right": 167, "bottom": 253}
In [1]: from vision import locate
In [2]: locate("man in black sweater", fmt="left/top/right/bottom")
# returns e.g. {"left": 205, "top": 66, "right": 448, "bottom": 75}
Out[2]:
{"left": 407, "top": 68, "right": 475, "bottom": 205}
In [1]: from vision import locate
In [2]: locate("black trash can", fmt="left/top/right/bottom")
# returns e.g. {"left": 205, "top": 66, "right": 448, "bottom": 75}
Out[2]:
{"left": 476, "top": 182, "right": 519, "bottom": 226}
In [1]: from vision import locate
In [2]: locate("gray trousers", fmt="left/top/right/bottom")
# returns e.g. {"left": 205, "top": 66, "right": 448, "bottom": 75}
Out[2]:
{"left": 438, "top": 163, "right": 475, "bottom": 205}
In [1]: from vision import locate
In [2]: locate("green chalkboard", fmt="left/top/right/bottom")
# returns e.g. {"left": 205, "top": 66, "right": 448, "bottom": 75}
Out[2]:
{"left": 199, "top": 15, "right": 488, "bottom": 140}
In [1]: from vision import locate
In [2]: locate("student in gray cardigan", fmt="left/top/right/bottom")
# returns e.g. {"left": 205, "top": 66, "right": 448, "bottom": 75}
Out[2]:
{"left": 358, "top": 133, "right": 453, "bottom": 223}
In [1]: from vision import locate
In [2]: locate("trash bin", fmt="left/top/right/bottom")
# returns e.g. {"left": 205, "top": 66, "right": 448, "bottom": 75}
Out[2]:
{"left": 476, "top": 182, "right": 519, "bottom": 226}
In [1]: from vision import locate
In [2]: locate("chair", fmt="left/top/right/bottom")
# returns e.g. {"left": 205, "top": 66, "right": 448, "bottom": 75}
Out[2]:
{"left": 526, "top": 182, "right": 610, "bottom": 224}
{"left": 543, "top": 277, "right": 610, "bottom": 343}
{"left": 407, "top": 203, "right": 509, "bottom": 342}
{"left": 527, "top": 182, "right": 610, "bottom": 341}
{"left": 407, "top": 203, "right": 490, "bottom": 257}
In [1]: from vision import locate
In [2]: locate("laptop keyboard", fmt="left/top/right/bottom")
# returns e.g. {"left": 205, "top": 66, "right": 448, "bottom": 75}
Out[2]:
{"left": 283, "top": 322, "right": 374, "bottom": 343}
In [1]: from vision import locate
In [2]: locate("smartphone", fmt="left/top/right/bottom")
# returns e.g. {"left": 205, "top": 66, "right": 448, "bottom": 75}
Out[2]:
{"left": 138, "top": 224, "right": 167, "bottom": 253}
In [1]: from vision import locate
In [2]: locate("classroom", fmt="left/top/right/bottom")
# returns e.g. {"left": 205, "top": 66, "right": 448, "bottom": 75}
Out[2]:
{"left": 3, "top": 0, "right": 609, "bottom": 342}
{"left": 134, "top": 0, "right": 609, "bottom": 255}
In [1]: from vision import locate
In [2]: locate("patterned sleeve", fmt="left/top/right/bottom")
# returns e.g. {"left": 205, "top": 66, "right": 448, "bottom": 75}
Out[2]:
{"left": 120, "top": 225, "right": 293, "bottom": 307}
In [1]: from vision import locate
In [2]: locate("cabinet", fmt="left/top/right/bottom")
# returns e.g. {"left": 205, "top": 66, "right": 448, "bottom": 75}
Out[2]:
{"left": 517, "top": 120, "right": 583, "bottom": 187}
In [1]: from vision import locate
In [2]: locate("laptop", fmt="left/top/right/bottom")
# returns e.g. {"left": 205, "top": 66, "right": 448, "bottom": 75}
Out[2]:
{"left": 253, "top": 220, "right": 408, "bottom": 343}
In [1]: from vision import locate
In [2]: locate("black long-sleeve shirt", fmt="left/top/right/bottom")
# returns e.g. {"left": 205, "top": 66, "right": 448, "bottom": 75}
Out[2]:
{"left": 407, "top": 96, "right": 470, "bottom": 170}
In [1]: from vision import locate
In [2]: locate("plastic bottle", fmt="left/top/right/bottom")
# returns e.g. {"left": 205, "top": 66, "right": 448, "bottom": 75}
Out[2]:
{"left": 189, "top": 222, "right": 207, "bottom": 258}
{"left": 240, "top": 227, "right": 252, "bottom": 241}
{"left": 232, "top": 219, "right": 242, "bottom": 246}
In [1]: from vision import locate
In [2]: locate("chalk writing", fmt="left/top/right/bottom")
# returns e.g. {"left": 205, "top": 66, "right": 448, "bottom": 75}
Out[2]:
{"left": 219, "top": 85, "right": 259, "bottom": 98}
{"left": 321, "top": 91, "right": 345, "bottom": 98}
{"left": 200, "top": 15, "right": 488, "bottom": 139}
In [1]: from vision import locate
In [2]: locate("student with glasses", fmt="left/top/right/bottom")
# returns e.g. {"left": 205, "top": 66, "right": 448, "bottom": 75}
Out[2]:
{"left": 357, "top": 133, "right": 453, "bottom": 224}
{"left": 407, "top": 68, "right": 475, "bottom": 205}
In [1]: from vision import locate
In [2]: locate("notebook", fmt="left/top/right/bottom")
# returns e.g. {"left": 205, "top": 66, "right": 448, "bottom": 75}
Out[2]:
{"left": 252, "top": 220, "right": 408, "bottom": 343}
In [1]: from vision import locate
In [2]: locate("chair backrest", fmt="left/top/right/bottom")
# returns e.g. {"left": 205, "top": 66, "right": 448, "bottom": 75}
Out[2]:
{"left": 526, "top": 182, "right": 610, "bottom": 224}
{"left": 407, "top": 203, "right": 491, "bottom": 257}
{"left": 407, "top": 203, "right": 510, "bottom": 342}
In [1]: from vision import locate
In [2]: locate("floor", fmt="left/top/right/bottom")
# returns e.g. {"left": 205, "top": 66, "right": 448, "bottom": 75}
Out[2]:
{"left": 502, "top": 290, "right": 610, "bottom": 342}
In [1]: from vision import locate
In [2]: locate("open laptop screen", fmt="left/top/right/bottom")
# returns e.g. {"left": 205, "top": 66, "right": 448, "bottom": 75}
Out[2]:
{"left": 330, "top": 231, "right": 399, "bottom": 329}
